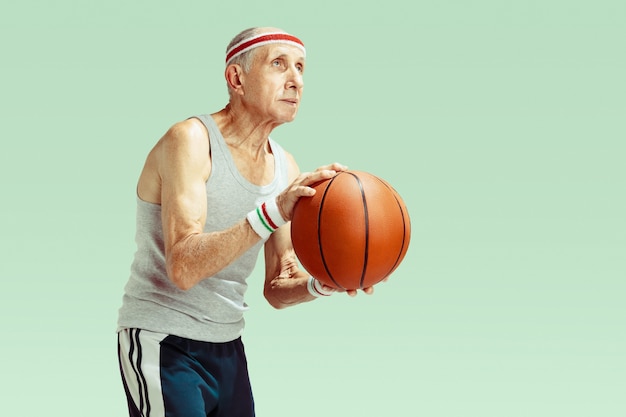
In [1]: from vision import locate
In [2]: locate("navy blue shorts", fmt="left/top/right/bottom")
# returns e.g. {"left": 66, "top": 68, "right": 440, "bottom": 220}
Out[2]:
{"left": 118, "top": 328, "right": 255, "bottom": 417}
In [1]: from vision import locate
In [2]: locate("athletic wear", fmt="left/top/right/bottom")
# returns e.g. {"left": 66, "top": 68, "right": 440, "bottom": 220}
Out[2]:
{"left": 117, "top": 114, "right": 290, "bottom": 416}
{"left": 118, "top": 328, "right": 255, "bottom": 417}
{"left": 117, "top": 114, "right": 289, "bottom": 343}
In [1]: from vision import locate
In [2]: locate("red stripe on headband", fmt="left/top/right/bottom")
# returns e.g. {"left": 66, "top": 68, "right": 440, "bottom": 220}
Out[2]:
{"left": 226, "top": 33, "right": 305, "bottom": 64}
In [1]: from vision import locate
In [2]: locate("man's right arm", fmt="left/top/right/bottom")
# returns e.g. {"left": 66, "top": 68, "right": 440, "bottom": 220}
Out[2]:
{"left": 154, "top": 119, "right": 263, "bottom": 290}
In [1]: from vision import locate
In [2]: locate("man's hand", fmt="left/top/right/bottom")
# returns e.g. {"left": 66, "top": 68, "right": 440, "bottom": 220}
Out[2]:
{"left": 276, "top": 163, "right": 348, "bottom": 221}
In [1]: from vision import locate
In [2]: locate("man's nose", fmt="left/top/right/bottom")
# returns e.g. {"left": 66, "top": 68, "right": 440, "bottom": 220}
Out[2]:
{"left": 286, "top": 66, "right": 303, "bottom": 89}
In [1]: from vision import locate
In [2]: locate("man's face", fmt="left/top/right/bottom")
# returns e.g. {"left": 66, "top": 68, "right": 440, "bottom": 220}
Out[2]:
{"left": 242, "top": 43, "right": 305, "bottom": 124}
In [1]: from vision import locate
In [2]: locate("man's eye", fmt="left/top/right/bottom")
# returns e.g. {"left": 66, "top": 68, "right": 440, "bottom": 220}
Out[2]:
{"left": 272, "top": 60, "right": 281, "bottom": 67}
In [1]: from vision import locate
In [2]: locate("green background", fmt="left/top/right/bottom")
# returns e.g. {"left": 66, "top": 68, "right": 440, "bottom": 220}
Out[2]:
{"left": 1, "top": 0, "right": 624, "bottom": 416}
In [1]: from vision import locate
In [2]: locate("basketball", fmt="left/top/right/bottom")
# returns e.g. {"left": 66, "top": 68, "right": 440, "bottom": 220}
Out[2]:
{"left": 291, "top": 170, "right": 411, "bottom": 291}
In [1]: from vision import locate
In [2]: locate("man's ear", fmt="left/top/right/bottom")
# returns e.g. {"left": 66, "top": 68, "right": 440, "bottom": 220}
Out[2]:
{"left": 225, "top": 64, "right": 245, "bottom": 96}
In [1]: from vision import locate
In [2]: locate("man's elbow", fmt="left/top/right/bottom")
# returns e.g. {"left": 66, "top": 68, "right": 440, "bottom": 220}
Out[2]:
{"left": 166, "top": 258, "right": 196, "bottom": 291}
{"left": 264, "top": 289, "right": 287, "bottom": 310}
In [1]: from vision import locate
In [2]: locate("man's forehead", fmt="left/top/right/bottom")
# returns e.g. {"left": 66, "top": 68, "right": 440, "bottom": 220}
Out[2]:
{"left": 257, "top": 43, "right": 306, "bottom": 61}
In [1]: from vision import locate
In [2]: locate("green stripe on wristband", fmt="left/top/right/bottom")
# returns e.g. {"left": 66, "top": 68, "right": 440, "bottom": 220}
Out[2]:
{"left": 256, "top": 206, "right": 275, "bottom": 233}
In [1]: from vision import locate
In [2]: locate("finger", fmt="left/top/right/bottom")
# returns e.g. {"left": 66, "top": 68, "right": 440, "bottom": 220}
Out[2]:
{"left": 276, "top": 185, "right": 314, "bottom": 220}
{"left": 300, "top": 169, "right": 338, "bottom": 186}
{"left": 293, "top": 184, "right": 316, "bottom": 197}
{"left": 346, "top": 289, "right": 358, "bottom": 297}
{"left": 315, "top": 162, "right": 348, "bottom": 173}
{"left": 362, "top": 286, "right": 374, "bottom": 295}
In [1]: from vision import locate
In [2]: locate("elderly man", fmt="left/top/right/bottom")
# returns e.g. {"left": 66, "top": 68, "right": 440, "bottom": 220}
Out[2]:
{"left": 117, "top": 27, "right": 373, "bottom": 417}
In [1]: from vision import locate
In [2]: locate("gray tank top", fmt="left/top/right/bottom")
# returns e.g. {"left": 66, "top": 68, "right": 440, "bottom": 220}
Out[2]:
{"left": 117, "top": 114, "right": 290, "bottom": 342}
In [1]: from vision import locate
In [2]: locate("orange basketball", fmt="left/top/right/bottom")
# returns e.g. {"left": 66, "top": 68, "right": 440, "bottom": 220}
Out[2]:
{"left": 291, "top": 170, "right": 411, "bottom": 290}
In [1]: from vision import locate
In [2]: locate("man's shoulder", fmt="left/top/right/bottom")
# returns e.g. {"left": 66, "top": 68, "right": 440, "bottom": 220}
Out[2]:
{"left": 166, "top": 117, "right": 208, "bottom": 140}
{"left": 159, "top": 118, "right": 209, "bottom": 152}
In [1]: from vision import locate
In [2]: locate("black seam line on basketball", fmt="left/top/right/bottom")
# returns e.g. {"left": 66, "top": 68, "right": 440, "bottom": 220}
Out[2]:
{"left": 347, "top": 172, "right": 369, "bottom": 289}
{"left": 379, "top": 179, "right": 408, "bottom": 275}
{"left": 318, "top": 174, "right": 345, "bottom": 290}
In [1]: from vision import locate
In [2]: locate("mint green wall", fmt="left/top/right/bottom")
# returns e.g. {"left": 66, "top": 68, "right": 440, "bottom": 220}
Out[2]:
{"left": 1, "top": 1, "right": 624, "bottom": 415}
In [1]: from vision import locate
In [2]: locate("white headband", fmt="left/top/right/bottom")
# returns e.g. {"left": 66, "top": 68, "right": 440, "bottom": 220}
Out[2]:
{"left": 226, "top": 32, "right": 306, "bottom": 65}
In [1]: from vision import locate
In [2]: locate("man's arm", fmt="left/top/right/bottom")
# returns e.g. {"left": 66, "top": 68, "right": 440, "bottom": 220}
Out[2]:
{"left": 157, "top": 119, "right": 261, "bottom": 290}
{"left": 263, "top": 224, "right": 318, "bottom": 309}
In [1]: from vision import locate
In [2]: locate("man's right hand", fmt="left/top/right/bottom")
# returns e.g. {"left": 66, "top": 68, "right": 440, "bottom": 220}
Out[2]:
{"left": 276, "top": 163, "right": 348, "bottom": 221}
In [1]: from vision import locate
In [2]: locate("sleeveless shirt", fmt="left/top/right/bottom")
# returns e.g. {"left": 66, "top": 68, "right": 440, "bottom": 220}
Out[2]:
{"left": 117, "top": 114, "right": 290, "bottom": 342}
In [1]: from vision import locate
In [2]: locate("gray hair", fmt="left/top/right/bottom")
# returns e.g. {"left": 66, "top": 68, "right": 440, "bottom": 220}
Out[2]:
{"left": 226, "top": 27, "right": 266, "bottom": 73}
{"left": 226, "top": 27, "right": 287, "bottom": 98}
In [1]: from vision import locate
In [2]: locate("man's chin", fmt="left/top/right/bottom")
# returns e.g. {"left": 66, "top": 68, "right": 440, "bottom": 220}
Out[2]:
{"left": 280, "top": 111, "right": 299, "bottom": 124}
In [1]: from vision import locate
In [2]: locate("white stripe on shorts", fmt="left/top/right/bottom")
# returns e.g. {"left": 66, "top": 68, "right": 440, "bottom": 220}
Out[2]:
{"left": 118, "top": 328, "right": 167, "bottom": 417}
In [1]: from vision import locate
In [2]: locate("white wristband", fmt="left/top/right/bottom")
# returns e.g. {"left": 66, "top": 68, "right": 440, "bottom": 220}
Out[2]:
{"left": 247, "top": 198, "right": 287, "bottom": 239}
{"left": 307, "top": 277, "right": 335, "bottom": 297}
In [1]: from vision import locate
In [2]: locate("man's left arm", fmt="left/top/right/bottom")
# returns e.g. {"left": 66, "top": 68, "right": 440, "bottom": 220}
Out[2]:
{"left": 262, "top": 224, "right": 322, "bottom": 309}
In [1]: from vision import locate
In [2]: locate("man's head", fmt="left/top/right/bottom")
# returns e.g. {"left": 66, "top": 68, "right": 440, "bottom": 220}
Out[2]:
{"left": 225, "top": 27, "right": 306, "bottom": 124}
{"left": 225, "top": 27, "right": 305, "bottom": 71}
